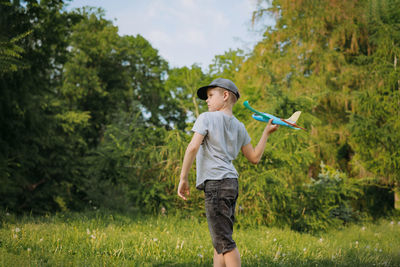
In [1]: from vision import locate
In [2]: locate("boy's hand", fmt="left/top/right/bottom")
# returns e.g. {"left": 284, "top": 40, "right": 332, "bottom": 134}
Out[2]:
{"left": 266, "top": 119, "right": 279, "bottom": 134}
{"left": 177, "top": 179, "right": 190, "bottom": 201}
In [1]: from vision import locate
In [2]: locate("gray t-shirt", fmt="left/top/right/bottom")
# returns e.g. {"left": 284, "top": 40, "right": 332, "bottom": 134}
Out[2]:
{"left": 192, "top": 111, "right": 251, "bottom": 190}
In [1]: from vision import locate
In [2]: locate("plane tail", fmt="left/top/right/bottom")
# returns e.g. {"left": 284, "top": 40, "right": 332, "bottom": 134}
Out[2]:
{"left": 286, "top": 111, "right": 301, "bottom": 124}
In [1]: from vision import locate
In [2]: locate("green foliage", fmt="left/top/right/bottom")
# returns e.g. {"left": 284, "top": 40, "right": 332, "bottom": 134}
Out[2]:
{"left": 166, "top": 64, "right": 210, "bottom": 120}
{"left": 0, "top": 0, "right": 85, "bottom": 213}
{"left": 80, "top": 109, "right": 170, "bottom": 213}
{"left": 348, "top": 0, "right": 400, "bottom": 186}
{"left": 236, "top": 162, "right": 361, "bottom": 233}
{"left": 208, "top": 48, "right": 246, "bottom": 80}
{"left": 0, "top": 30, "right": 31, "bottom": 73}
{"left": 0, "top": 1, "right": 183, "bottom": 213}
{"left": 290, "top": 163, "right": 362, "bottom": 233}
{"left": 62, "top": 8, "right": 170, "bottom": 146}
{"left": 234, "top": 0, "right": 399, "bottom": 224}
{"left": 356, "top": 183, "right": 395, "bottom": 219}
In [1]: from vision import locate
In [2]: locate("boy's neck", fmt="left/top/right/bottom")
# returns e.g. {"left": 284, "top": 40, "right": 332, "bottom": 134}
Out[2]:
{"left": 218, "top": 106, "right": 233, "bottom": 117}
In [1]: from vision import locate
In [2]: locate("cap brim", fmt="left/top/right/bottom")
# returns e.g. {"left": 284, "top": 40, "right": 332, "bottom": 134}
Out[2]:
{"left": 197, "top": 85, "right": 212, "bottom": 100}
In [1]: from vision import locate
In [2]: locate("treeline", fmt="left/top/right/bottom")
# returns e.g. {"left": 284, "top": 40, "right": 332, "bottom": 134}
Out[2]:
{"left": 1, "top": 0, "right": 399, "bottom": 233}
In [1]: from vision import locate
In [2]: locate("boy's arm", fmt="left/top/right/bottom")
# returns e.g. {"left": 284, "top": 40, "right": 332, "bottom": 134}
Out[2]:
{"left": 241, "top": 119, "right": 278, "bottom": 164}
{"left": 177, "top": 132, "right": 205, "bottom": 201}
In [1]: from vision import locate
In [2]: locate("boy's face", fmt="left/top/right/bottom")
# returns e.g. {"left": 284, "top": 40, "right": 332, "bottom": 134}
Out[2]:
{"left": 206, "top": 87, "right": 225, "bottom": 112}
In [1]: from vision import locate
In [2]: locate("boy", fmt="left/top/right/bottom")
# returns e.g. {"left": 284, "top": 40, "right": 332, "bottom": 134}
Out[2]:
{"left": 177, "top": 78, "right": 278, "bottom": 267}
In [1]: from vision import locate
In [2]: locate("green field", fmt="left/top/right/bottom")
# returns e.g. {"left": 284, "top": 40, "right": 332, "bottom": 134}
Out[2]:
{"left": 1, "top": 212, "right": 400, "bottom": 266}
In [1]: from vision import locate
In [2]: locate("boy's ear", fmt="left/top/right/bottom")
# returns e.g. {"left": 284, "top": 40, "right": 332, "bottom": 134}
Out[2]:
{"left": 223, "top": 90, "right": 230, "bottom": 101}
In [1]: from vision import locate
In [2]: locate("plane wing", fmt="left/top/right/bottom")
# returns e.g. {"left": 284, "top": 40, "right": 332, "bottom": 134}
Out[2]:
{"left": 243, "top": 101, "right": 305, "bottom": 130}
{"left": 286, "top": 111, "right": 301, "bottom": 124}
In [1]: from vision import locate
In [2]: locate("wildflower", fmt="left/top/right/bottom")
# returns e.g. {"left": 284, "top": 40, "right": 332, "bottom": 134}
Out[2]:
{"left": 163, "top": 250, "right": 166, "bottom": 253}
{"left": 273, "top": 238, "right": 277, "bottom": 242}
{"left": 198, "top": 254, "right": 203, "bottom": 258}
{"left": 379, "top": 249, "right": 382, "bottom": 252}
{"left": 153, "top": 238, "right": 158, "bottom": 242}
{"left": 303, "top": 248, "right": 307, "bottom": 252}
{"left": 161, "top": 207, "right": 166, "bottom": 215}
{"left": 319, "top": 238, "right": 323, "bottom": 243}
{"left": 27, "top": 248, "right": 31, "bottom": 252}
{"left": 90, "top": 235, "right": 96, "bottom": 239}
{"left": 398, "top": 221, "right": 400, "bottom": 225}
{"left": 176, "top": 240, "right": 184, "bottom": 249}
{"left": 390, "top": 221, "right": 394, "bottom": 225}
{"left": 6, "top": 213, "right": 10, "bottom": 216}
{"left": 15, "top": 227, "right": 21, "bottom": 233}
{"left": 39, "top": 238, "right": 44, "bottom": 242}
{"left": 366, "top": 245, "right": 370, "bottom": 249}
{"left": 361, "top": 226, "right": 366, "bottom": 231}
{"left": 86, "top": 229, "right": 91, "bottom": 235}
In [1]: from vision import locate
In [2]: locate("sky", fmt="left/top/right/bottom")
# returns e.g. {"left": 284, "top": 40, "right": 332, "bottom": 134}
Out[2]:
{"left": 66, "top": 0, "right": 274, "bottom": 69}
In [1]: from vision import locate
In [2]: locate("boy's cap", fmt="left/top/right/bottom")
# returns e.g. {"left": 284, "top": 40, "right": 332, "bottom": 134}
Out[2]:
{"left": 197, "top": 78, "right": 240, "bottom": 100}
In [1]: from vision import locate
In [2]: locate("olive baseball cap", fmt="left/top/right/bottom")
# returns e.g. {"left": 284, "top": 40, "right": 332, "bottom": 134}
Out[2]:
{"left": 197, "top": 78, "right": 240, "bottom": 100}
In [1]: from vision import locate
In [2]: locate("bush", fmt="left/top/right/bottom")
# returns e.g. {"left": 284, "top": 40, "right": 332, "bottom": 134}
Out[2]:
{"left": 237, "top": 163, "right": 362, "bottom": 233}
{"left": 81, "top": 110, "right": 172, "bottom": 214}
{"left": 289, "top": 163, "right": 362, "bottom": 233}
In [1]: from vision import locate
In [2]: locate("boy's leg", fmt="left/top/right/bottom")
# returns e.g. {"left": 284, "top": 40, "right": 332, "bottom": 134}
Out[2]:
{"left": 213, "top": 248, "right": 225, "bottom": 267}
{"left": 213, "top": 247, "right": 241, "bottom": 267}
{"left": 223, "top": 247, "right": 241, "bottom": 267}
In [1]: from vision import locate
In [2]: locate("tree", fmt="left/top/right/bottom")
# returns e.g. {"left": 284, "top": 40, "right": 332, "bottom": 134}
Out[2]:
{"left": 165, "top": 64, "right": 209, "bottom": 122}
{"left": 348, "top": 0, "right": 400, "bottom": 207}
{"left": 0, "top": 0, "right": 85, "bottom": 212}
{"left": 241, "top": 0, "right": 387, "bottom": 173}
{"left": 237, "top": 0, "right": 400, "bottom": 214}
{"left": 208, "top": 48, "right": 246, "bottom": 80}
{"left": 62, "top": 8, "right": 171, "bottom": 145}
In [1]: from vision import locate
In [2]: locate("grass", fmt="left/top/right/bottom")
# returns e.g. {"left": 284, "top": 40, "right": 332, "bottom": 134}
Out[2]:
{"left": 1, "top": 211, "right": 400, "bottom": 266}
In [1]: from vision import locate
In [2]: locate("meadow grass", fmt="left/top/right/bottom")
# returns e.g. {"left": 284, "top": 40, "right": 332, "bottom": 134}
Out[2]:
{"left": 1, "top": 211, "right": 400, "bottom": 266}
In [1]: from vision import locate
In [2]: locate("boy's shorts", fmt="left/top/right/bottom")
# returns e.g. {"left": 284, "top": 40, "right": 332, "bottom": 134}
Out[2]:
{"left": 204, "top": 178, "right": 238, "bottom": 254}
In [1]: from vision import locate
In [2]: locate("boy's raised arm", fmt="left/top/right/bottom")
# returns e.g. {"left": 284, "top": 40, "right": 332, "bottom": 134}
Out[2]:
{"left": 241, "top": 119, "right": 279, "bottom": 164}
{"left": 177, "top": 132, "right": 205, "bottom": 200}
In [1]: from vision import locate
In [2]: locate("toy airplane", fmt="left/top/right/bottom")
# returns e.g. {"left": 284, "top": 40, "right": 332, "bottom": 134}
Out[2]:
{"left": 243, "top": 101, "right": 306, "bottom": 130}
